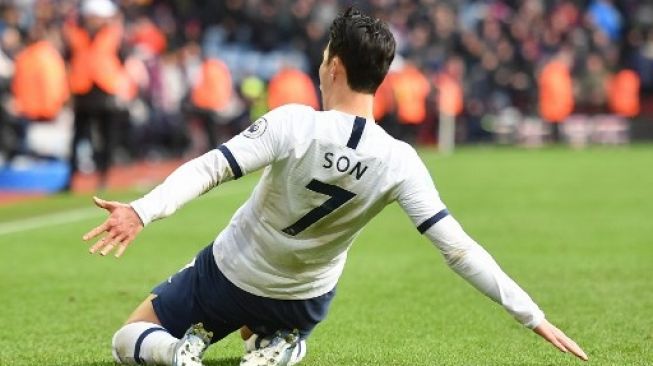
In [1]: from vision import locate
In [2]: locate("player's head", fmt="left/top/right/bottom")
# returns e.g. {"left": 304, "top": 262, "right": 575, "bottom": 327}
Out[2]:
{"left": 320, "top": 7, "right": 395, "bottom": 98}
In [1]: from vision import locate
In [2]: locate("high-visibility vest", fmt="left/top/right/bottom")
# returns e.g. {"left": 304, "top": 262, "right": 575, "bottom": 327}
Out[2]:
{"left": 12, "top": 40, "right": 69, "bottom": 120}
{"left": 437, "top": 73, "right": 463, "bottom": 117}
{"left": 267, "top": 68, "right": 319, "bottom": 110}
{"left": 393, "top": 65, "right": 430, "bottom": 125}
{"left": 539, "top": 60, "right": 574, "bottom": 123}
{"left": 64, "top": 22, "right": 135, "bottom": 100}
{"left": 191, "top": 59, "right": 233, "bottom": 111}
{"left": 131, "top": 20, "right": 167, "bottom": 55}
{"left": 608, "top": 70, "right": 640, "bottom": 117}
{"left": 373, "top": 72, "right": 395, "bottom": 121}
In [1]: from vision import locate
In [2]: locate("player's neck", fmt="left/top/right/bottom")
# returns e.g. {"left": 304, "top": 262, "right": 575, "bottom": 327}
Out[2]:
{"left": 325, "top": 88, "right": 375, "bottom": 121}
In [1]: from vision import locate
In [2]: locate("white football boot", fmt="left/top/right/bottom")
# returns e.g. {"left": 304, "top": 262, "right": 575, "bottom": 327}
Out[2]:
{"left": 172, "top": 323, "right": 213, "bottom": 366}
{"left": 240, "top": 330, "right": 306, "bottom": 366}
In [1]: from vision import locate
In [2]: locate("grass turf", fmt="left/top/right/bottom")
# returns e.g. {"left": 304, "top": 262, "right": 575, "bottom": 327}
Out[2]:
{"left": 0, "top": 146, "right": 651, "bottom": 365}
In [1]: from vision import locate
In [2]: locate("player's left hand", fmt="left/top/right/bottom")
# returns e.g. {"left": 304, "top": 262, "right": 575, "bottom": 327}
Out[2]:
{"left": 83, "top": 196, "right": 143, "bottom": 258}
{"left": 533, "top": 318, "right": 588, "bottom": 361}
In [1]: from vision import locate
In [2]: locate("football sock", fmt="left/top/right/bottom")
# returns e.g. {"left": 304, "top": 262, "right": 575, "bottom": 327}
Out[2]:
{"left": 112, "top": 321, "right": 178, "bottom": 365}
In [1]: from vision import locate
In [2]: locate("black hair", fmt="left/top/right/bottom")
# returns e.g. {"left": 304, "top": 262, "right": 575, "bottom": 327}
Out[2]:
{"left": 328, "top": 7, "right": 396, "bottom": 94}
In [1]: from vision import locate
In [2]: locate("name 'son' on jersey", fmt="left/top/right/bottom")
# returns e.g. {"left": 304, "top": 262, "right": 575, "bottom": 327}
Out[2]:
{"left": 322, "top": 152, "right": 368, "bottom": 180}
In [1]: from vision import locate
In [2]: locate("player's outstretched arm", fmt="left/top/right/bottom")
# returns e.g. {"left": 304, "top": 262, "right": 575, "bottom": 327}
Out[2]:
{"left": 394, "top": 149, "right": 588, "bottom": 361}
{"left": 533, "top": 318, "right": 588, "bottom": 361}
{"left": 83, "top": 196, "right": 144, "bottom": 258}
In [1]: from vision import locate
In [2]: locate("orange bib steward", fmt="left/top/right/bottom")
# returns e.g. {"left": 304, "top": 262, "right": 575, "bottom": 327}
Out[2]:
{"left": 12, "top": 40, "right": 69, "bottom": 121}
{"left": 191, "top": 59, "right": 233, "bottom": 111}
{"left": 393, "top": 65, "right": 430, "bottom": 125}
{"left": 267, "top": 68, "right": 319, "bottom": 110}
{"left": 436, "top": 73, "right": 463, "bottom": 117}
{"left": 608, "top": 70, "right": 640, "bottom": 118}
{"left": 64, "top": 21, "right": 135, "bottom": 101}
{"left": 373, "top": 71, "right": 396, "bottom": 121}
{"left": 539, "top": 60, "right": 574, "bottom": 123}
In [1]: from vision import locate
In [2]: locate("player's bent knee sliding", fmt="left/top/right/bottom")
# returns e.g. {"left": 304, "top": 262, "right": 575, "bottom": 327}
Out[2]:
{"left": 112, "top": 321, "right": 179, "bottom": 365}
{"left": 112, "top": 322, "right": 212, "bottom": 366}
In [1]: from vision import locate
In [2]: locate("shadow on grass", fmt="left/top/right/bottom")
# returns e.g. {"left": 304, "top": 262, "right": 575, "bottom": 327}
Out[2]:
{"left": 205, "top": 356, "right": 241, "bottom": 366}
{"left": 65, "top": 356, "right": 240, "bottom": 366}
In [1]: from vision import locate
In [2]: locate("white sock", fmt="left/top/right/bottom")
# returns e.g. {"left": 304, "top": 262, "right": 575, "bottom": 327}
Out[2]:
{"left": 112, "top": 321, "right": 179, "bottom": 365}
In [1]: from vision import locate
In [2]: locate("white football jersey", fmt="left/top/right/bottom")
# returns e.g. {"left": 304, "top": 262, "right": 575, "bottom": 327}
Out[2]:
{"left": 212, "top": 104, "right": 446, "bottom": 299}
{"left": 132, "top": 103, "right": 544, "bottom": 328}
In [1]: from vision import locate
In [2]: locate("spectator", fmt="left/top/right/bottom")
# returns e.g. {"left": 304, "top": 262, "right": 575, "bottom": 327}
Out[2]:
{"left": 12, "top": 25, "right": 68, "bottom": 122}
{"left": 4, "top": 0, "right": 653, "bottom": 170}
{"left": 538, "top": 52, "right": 575, "bottom": 141}
{"left": 267, "top": 66, "right": 319, "bottom": 110}
{"left": 186, "top": 54, "right": 234, "bottom": 152}
{"left": 63, "top": 0, "right": 135, "bottom": 190}
{"left": 608, "top": 69, "right": 640, "bottom": 118}
{"left": 392, "top": 62, "right": 430, "bottom": 144}
{"left": 0, "top": 5, "right": 20, "bottom": 163}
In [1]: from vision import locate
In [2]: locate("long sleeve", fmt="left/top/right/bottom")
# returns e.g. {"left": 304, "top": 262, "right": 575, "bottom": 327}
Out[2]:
{"left": 130, "top": 149, "right": 236, "bottom": 226}
{"left": 130, "top": 105, "right": 295, "bottom": 226}
{"left": 422, "top": 215, "right": 545, "bottom": 328}
{"left": 395, "top": 146, "right": 544, "bottom": 328}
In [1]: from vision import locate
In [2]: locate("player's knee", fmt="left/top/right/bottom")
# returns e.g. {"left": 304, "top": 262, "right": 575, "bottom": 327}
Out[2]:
{"left": 112, "top": 325, "right": 132, "bottom": 364}
{"left": 111, "top": 323, "right": 142, "bottom": 365}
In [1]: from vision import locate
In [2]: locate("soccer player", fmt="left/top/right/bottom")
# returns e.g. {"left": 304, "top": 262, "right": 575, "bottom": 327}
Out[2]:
{"left": 84, "top": 7, "right": 588, "bottom": 366}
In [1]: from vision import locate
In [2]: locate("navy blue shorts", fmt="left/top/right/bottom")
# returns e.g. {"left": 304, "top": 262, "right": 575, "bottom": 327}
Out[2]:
{"left": 151, "top": 244, "right": 335, "bottom": 343}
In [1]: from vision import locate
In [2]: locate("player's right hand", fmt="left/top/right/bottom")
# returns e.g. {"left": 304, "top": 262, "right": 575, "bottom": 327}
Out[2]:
{"left": 533, "top": 318, "right": 588, "bottom": 361}
{"left": 83, "top": 196, "right": 144, "bottom": 258}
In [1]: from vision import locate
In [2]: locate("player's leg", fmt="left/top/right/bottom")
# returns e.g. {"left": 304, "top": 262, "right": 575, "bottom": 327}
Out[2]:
{"left": 64, "top": 104, "right": 89, "bottom": 191}
{"left": 111, "top": 294, "right": 181, "bottom": 365}
{"left": 112, "top": 244, "right": 232, "bottom": 365}
{"left": 112, "top": 293, "right": 216, "bottom": 366}
{"left": 94, "top": 108, "right": 117, "bottom": 190}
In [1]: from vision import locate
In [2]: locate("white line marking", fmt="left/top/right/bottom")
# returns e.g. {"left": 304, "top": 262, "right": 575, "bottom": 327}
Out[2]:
{"left": 0, "top": 207, "right": 101, "bottom": 236}
{"left": 0, "top": 183, "right": 256, "bottom": 237}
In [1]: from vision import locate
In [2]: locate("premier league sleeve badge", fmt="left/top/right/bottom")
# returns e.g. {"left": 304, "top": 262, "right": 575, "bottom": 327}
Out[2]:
{"left": 243, "top": 117, "right": 268, "bottom": 139}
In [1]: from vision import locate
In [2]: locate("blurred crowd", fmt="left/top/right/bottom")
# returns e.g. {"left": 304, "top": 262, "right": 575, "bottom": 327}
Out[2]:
{"left": 0, "top": 0, "right": 651, "bottom": 188}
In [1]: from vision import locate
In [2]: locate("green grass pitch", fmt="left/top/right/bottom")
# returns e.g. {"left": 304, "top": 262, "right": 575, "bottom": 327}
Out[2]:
{"left": 0, "top": 146, "right": 651, "bottom": 365}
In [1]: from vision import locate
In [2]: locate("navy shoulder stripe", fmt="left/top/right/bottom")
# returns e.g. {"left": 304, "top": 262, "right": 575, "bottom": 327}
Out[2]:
{"left": 217, "top": 145, "right": 243, "bottom": 179}
{"left": 346, "top": 116, "right": 366, "bottom": 149}
{"left": 417, "top": 208, "right": 450, "bottom": 234}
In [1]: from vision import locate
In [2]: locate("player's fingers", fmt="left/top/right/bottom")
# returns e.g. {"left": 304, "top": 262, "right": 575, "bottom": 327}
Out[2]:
{"left": 99, "top": 230, "right": 126, "bottom": 256}
{"left": 83, "top": 222, "right": 109, "bottom": 241}
{"left": 100, "top": 243, "right": 116, "bottom": 256}
{"left": 540, "top": 328, "right": 568, "bottom": 353}
{"left": 89, "top": 231, "right": 117, "bottom": 254}
{"left": 94, "top": 196, "right": 125, "bottom": 213}
{"left": 564, "top": 341, "right": 588, "bottom": 361}
{"left": 89, "top": 241, "right": 104, "bottom": 254}
{"left": 550, "top": 337, "right": 569, "bottom": 354}
{"left": 89, "top": 238, "right": 108, "bottom": 254}
{"left": 556, "top": 331, "right": 588, "bottom": 361}
{"left": 112, "top": 234, "right": 130, "bottom": 258}
{"left": 93, "top": 196, "right": 110, "bottom": 209}
{"left": 115, "top": 243, "right": 128, "bottom": 258}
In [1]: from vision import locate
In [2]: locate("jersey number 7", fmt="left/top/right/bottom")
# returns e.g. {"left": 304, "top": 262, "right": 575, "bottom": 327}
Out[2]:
{"left": 282, "top": 179, "right": 356, "bottom": 236}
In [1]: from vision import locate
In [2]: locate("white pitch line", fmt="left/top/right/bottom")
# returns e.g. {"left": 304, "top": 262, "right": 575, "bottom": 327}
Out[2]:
{"left": 0, "top": 183, "right": 257, "bottom": 237}
{"left": 0, "top": 207, "right": 102, "bottom": 236}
